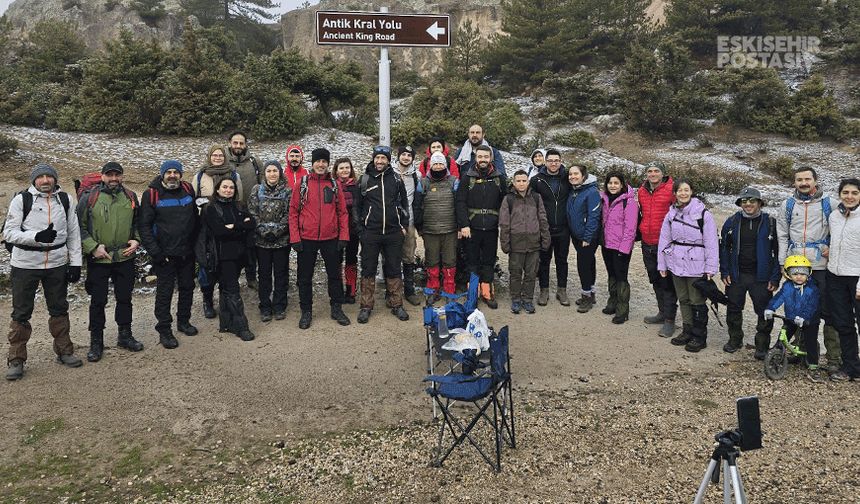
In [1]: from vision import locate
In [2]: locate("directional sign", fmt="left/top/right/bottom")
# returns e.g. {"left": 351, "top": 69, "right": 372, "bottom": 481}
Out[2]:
{"left": 316, "top": 11, "right": 451, "bottom": 47}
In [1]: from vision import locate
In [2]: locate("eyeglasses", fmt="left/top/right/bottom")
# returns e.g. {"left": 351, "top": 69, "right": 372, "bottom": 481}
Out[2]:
{"left": 211, "top": 153, "right": 224, "bottom": 158}
{"left": 738, "top": 198, "right": 758, "bottom": 204}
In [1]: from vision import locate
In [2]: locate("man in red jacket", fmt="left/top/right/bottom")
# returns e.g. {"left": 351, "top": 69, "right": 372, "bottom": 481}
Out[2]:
{"left": 289, "top": 148, "right": 350, "bottom": 329}
{"left": 284, "top": 145, "right": 308, "bottom": 192}
{"left": 637, "top": 161, "right": 677, "bottom": 338}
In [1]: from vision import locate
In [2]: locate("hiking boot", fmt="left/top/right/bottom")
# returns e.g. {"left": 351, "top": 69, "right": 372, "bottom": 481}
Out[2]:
{"left": 260, "top": 311, "right": 272, "bottom": 322}
{"left": 722, "top": 341, "right": 743, "bottom": 353}
{"left": 658, "top": 320, "right": 676, "bottom": 338}
{"left": 830, "top": 370, "right": 852, "bottom": 382}
{"left": 237, "top": 329, "right": 255, "bottom": 341}
{"left": 685, "top": 338, "right": 707, "bottom": 353}
{"left": 523, "top": 302, "right": 536, "bottom": 314}
{"left": 754, "top": 348, "right": 767, "bottom": 361}
{"left": 117, "top": 325, "right": 143, "bottom": 352}
{"left": 807, "top": 368, "right": 825, "bottom": 384}
{"left": 556, "top": 289, "right": 570, "bottom": 306}
{"left": 537, "top": 288, "right": 549, "bottom": 306}
{"left": 602, "top": 304, "right": 617, "bottom": 315}
{"left": 479, "top": 282, "right": 497, "bottom": 309}
{"left": 6, "top": 362, "right": 23, "bottom": 381}
{"left": 87, "top": 331, "right": 104, "bottom": 363}
{"left": 576, "top": 294, "right": 594, "bottom": 313}
{"left": 392, "top": 306, "right": 410, "bottom": 321}
{"left": 511, "top": 301, "right": 521, "bottom": 314}
{"left": 611, "top": 315, "right": 628, "bottom": 325}
{"left": 177, "top": 321, "right": 198, "bottom": 336}
{"left": 159, "top": 332, "right": 179, "bottom": 349}
{"left": 299, "top": 311, "right": 312, "bottom": 330}
{"left": 57, "top": 353, "right": 83, "bottom": 368}
{"left": 357, "top": 308, "right": 372, "bottom": 324}
{"left": 644, "top": 312, "right": 666, "bottom": 324}
{"left": 426, "top": 290, "right": 441, "bottom": 306}
{"left": 343, "top": 294, "right": 356, "bottom": 305}
{"left": 671, "top": 325, "right": 692, "bottom": 346}
{"left": 331, "top": 305, "right": 350, "bottom": 326}
{"left": 274, "top": 311, "right": 286, "bottom": 321}
{"left": 202, "top": 291, "right": 217, "bottom": 319}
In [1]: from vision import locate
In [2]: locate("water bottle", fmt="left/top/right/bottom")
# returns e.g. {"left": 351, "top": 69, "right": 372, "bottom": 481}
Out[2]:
{"left": 436, "top": 307, "right": 449, "bottom": 339}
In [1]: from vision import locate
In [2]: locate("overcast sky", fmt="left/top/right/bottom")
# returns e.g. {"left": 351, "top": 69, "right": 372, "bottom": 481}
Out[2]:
{"left": 0, "top": 0, "right": 321, "bottom": 19}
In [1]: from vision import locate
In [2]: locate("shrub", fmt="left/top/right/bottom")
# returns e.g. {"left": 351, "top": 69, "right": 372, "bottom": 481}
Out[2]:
{"left": 672, "top": 162, "right": 752, "bottom": 195}
{"left": 391, "top": 70, "right": 423, "bottom": 99}
{"left": 0, "top": 133, "right": 18, "bottom": 160}
{"left": 553, "top": 130, "right": 598, "bottom": 149}
{"left": 540, "top": 72, "right": 616, "bottom": 124}
{"left": 759, "top": 156, "right": 794, "bottom": 182}
{"left": 515, "top": 130, "right": 548, "bottom": 157}
{"left": 590, "top": 163, "right": 643, "bottom": 189}
{"left": 484, "top": 102, "right": 526, "bottom": 152}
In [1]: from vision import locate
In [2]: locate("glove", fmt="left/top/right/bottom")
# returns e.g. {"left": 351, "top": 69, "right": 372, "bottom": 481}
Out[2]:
{"left": 337, "top": 240, "right": 348, "bottom": 252}
{"left": 65, "top": 265, "right": 81, "bottom": 283}
{"left": 264, "top": 232, "right": 277, "bottom": 243}
{"left": 292, "top": 241, "right": 303, "bottom": 253}
{"left": 763, "top": 309, "right": 774, "bottom": 320}
{"left": 794, "top": 316, "right": 805, "bottom": 327}
{"left": 35, "top": 223, "right": 56, "bottom": 243}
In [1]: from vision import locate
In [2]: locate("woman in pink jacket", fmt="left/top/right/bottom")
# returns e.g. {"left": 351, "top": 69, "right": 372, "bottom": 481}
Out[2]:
{"left": 600, "top": 171, "right": 639, "bottom": 324}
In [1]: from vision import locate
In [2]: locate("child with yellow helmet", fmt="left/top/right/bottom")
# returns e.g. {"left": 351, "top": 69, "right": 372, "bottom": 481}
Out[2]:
{"left": 764, "top": 255, "right": 824, "bottom": 382}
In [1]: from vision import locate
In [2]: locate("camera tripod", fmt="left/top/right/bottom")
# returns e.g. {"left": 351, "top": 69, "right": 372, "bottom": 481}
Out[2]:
{"left": 692, "top": 430, "right": 748, "bottom": 504}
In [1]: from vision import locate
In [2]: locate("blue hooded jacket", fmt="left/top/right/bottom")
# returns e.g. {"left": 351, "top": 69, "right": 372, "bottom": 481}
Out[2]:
{"left": 566, "top": 173, "right": 601, "bottom": 243}
{"left": 766, "top": 276, "right": 820, "bottom": 326}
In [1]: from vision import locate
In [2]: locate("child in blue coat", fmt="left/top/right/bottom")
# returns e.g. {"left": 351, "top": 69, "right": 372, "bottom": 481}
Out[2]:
{"left": 764, "top": 255, "right": 823, "bottom": 383}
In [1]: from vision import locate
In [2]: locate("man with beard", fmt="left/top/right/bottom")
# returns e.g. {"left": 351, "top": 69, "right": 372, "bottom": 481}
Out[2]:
{"left": 453, "top": 124, "right": 506, "bottom": 175}
{"left": 226, "top": 131, "right": 263, "bottom": 289}
{"left": 395, "top": 145, "right": 422, "bottom": 306}
{"left": 283, "top": 145, "right": 308, "bottom": 192}
{"left": 776, "top": 166, "right": 841, "bottom": 369}
{"left": 4, "top": 163, "right": 83, "bottom": 381}
{"left": 139, "top": 160, "right": 199, "bottom": 349}
{"left": 354, "top": 146, "right": 410, "bottom": 323}
{"left": 531, "top": 149, "right": 571, "bottom": 306}
{"left": 78, "top": 162, "right": 144, "bottom": 362}
{"left": 456, "top": 145, "right": 507, "bottom": 308}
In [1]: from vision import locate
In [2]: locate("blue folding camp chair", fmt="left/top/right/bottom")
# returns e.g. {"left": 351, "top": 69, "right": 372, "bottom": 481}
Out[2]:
{"left": 424, "top": 326, "right": 515, "bottom": 472}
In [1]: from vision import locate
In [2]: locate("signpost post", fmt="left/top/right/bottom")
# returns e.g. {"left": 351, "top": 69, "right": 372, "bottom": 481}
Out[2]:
{"left": 316, "top": 9, "right": 451, "bottom": 147}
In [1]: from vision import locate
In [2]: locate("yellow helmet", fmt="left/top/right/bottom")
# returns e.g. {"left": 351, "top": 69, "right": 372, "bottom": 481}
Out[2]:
{"left": 784, "top": 255, "right": 812, "bottom": 280}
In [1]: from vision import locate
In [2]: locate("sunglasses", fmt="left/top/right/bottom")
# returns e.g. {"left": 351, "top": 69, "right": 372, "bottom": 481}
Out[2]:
{"left": 738, "top": 198, "right": 759, "bottom": 204}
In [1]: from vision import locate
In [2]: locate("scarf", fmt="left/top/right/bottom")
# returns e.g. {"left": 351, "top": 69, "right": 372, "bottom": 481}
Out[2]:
{"left": 203, "top": 163, "right": 233, "bottom": 177}
{"left": 429, "top": 168, "right": 447, "bottom": 181}
{"left": 740, "top": 209, "right": 762, "bottom": 219}
{"left": 455, "top": 138, "right": 490, "bottom": 167}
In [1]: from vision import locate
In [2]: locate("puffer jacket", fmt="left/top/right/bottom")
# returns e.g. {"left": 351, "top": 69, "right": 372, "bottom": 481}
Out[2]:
{"left": 766, "top": 276, "right": 821, "bottom": 326}
{"left": 337, "top": 178, "right": 359, "bottom": 236}
{"left": 227, "top": 150, "right": 262, "bottom": 204}
{"left": 77, "top": 184, "right": 140, "bottom": 264}
{"left": 530, "top": 165, "right": 570, "bottom": 236}
{"left": 204, "top": 198, "right": 255, "bottom": 262}
{"left": 499, "top": 186, "right": 550, "bottom": 254}
{"left": 566, "top": 173, "right": 601, "bottom": 243}
{"left": 248, "top": 179, "right": 292, "bottom": 249}
{"left": 455, "top": 164, "right": 507, "bottom": 231}
{"left": 415, "top": 174, "right": 458, "bottom": 235}
{"left": 638, "top": 175, "right": 675, "bottom": 246}
{"left": 139, "top": 176, "right": 198, "bottom": 260}
{"left": 719, "top": 211, "right": 781, "bottom": 285}
{"left": 5, "top": 185, "right": 82, "bottom": 269}
{"left": 289, "top": 171, "right": 349, "bottom": 243}
{"left": 827, "top": 203, "right": 860, "bottom": 289}
{"left": 601, "top": 185, "right": 638, "bottom": 255}
{"left": 657, "top": 198, "right": 719, "bottom": 277}
{"left": 777, "top": 188, "right": 839, "bottom": 270}
{"left": 354, "top": 162, "right": 409, "bottom": 236}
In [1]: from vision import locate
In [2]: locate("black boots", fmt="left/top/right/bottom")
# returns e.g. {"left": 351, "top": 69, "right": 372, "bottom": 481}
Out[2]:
{"left": 331, "top": 305, "right": 350, "bottom": 326}
{"left": 220, "top": 292, "right": 254, "bottom": 341}
{"left": 403, "top": 263, "right": 422, "bottom": 306}
{"left": 685, "top": 305, "right": 709, "bottom": 352}
{"left": 202, "top": 289, "right": 217, "bottom": 319}
{"left": 87, "top": 330, "right": 104, "bottom": 362}
{"left": 117, "top": 325, "right": 144, "bottom": 352}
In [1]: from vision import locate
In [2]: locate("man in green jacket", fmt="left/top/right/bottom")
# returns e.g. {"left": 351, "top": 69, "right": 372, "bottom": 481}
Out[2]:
{"left": 77, "top": 162, "right": 144, "bottom": 362}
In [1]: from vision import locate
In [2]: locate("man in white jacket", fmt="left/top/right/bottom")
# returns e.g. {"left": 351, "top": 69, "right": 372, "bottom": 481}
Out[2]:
{"left": 5, "top": 162, "right": 83, "bottom": 381}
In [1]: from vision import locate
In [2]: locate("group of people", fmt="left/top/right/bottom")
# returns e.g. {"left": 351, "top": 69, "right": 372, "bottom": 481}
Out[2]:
{"left": 5, "top": 125, "right": 860, "bottom": 387}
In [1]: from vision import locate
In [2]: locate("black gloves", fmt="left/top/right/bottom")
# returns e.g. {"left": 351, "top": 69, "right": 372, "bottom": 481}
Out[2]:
{"left": 35, "top": 223, "right": 56, "bottom": 243}
{"left": 337, "top": 240, "right": 348, "bottom": 252}
{"left": 66, "top": 265, "right": 81, "bottom": 283}
{"left": 292, "top": 241, "right": 303, "bottom": 253}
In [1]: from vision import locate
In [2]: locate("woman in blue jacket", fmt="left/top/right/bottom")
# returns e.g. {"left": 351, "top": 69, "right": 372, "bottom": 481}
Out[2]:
{"left": 566, "top": 163, "right": 602, "bottom": 313}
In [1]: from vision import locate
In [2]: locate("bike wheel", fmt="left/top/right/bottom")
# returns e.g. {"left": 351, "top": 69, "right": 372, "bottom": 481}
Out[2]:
{"left": 764, "top": 348, "right": 788, "bottom": 380}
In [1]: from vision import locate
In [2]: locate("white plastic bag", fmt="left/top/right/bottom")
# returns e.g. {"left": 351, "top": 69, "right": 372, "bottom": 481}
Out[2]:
{"left": 441, "top": 328, "right": 481, "bottom": 353}
{"left": 467, "top": 309, "right": 490, "bottom": 351}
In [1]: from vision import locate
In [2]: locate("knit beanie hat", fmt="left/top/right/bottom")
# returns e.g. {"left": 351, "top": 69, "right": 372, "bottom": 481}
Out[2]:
{"left": 372, "top": 145, "right": 391, "bottom": 162}
{"left": 311, "top": 148, "right": 330, "bottom": 164}
{"left": 160, "top": 160, "right": 183, "bottom": 176}
{"left": 263, "top": 160, "right": 283, "bottom": 172}
{"left": 644, "top": 161, "right": 666, "bottom": 175}
{"left": 398, "top": 145, "right": 415, "bottom": 158}
{"left": 30, "top": 162, "right": 58, "bottom": 185}
{"left": 429, "top": 152, "right": 447, "bottom": 168}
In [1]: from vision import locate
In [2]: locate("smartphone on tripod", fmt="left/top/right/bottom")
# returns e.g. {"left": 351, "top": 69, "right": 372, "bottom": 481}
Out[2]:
{"left": 737, "top": 396, "right": 762, "bottom": 451}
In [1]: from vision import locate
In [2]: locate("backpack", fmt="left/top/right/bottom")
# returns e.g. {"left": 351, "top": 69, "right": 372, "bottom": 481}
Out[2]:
{"left": 2, "top": 190, "right": 71, "bottom": 253}
{"left": 504, "top": 191, "right": 542, "bottom": 215}
{"left": 196, "top": 170, "right": 238, "bottom": 199}
{"left": 669, "top": 209, "right": 709, "bottom": 248}
{"left": 148, "top": 181, "right": 194, "bottom": 207}
{"left": 298, "top": 174, "right": 338, "bottom": 213}
{"left": 75, "top": 173, "right": 138, "bottom": 212}
{"left": 785, "top": 197, "right": 832, "bottom": 254}
{"left": 74, "top": 173, "right": 103, "bottom": 198}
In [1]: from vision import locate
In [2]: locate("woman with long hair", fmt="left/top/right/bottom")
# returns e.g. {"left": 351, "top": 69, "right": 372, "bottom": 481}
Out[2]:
{"left": 332, "top": 157, "right": 360, "bottom": 304}
{"left": 600, "top": 171, "right": 639, "bottom": 324}
{"left": 566, "top": 163, "right": 601, "bottom": 313}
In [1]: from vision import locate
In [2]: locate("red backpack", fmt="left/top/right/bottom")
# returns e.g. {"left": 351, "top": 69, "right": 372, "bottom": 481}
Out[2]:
{"left": 74, "top": 172, "right": 138, "bottom": 210}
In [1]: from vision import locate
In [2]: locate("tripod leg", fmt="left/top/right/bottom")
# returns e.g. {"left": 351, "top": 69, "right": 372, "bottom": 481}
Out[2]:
{"left": 693, "top": 459, "right": 719, "bottom": 504}
{"left": 728, "top": 465, "right": 748, "bottom": 504}
{"left": 723, "top": 460, "right": 731, "bottom": 504}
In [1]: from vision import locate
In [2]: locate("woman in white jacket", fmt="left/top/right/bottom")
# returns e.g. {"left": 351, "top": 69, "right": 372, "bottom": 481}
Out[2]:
{"left": 826, "top": 178, "right": 860, "bottom": 382}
